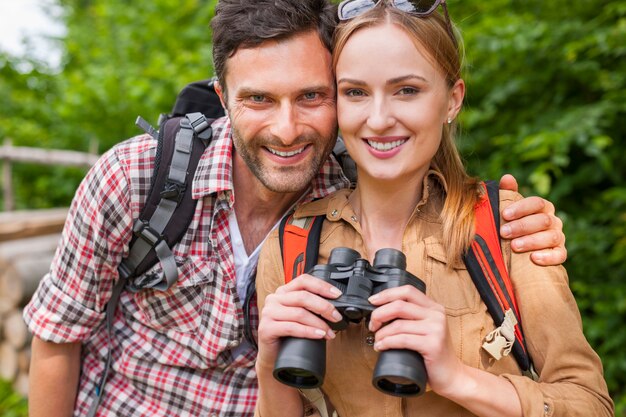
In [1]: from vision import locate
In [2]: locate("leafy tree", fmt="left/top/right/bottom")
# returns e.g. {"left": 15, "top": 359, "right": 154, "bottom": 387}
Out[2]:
{"left": 1, "top": 0, "right": 624, "bottom": 413}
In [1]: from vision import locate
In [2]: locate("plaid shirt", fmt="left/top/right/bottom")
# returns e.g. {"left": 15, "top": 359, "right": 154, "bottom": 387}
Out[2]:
{"left": 24, "top": 116, "right": 350, "bottom": 417}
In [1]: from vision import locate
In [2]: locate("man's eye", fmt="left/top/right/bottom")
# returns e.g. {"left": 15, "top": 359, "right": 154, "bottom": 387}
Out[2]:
{"left": 303, "top": 92, "right": 319, "bottom": 100}
{"left": 250, "top": 95, "right": 266, "bottom": 103}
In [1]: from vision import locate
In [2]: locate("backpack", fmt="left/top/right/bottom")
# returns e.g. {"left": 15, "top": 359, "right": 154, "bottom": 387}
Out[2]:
{"left": 278, "top": 180, "right": 538, "bottom": 380}
{"left": 88, "top": 79, "right": 225, "bottom": 417}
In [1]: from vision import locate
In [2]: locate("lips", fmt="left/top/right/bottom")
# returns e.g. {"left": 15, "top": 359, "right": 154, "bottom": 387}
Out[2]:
{"left": 266, "top": 146, "right": 306, "bottom": 157}
{"left": 366, "top": 138, "right": 408, "bottom": 151}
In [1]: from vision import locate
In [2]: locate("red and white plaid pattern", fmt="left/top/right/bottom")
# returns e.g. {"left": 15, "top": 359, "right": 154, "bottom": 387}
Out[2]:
{"left": 24, "top": 116, "right": 349, "bottom": 417}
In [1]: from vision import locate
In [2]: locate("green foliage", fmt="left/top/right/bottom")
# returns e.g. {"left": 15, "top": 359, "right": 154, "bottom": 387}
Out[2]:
{"left": 0, "top": 380, "right": 28, "bottom": 417}
{"left": 456, "top": 0, "right": 626, "bottom": 413}
{"left": 1, "top": 0, "right": 625, "bottom": 413}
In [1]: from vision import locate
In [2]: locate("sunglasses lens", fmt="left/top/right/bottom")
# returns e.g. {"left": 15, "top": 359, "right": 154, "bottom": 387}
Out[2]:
{"left": 392, "top": 0, "right": 440, "bottom": 14}
{"left": 338, "top": 0, "right": 378, "bottom": 20}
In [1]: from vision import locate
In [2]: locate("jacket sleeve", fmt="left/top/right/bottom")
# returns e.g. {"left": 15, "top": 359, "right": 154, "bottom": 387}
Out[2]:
{"left": 498, "top": 190, "right": 614, "bottom": 417}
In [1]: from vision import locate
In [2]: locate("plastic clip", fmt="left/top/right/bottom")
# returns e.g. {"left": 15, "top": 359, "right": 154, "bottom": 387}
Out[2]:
{"left": 482, "top": 309, "right": 517, "bottom": 360}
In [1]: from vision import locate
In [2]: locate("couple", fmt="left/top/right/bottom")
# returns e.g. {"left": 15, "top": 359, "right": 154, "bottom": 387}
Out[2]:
{"left": 24, "top": 1, "right": 610, "bottom": 417}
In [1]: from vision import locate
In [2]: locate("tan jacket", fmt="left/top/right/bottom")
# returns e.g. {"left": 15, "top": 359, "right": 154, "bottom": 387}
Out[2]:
{"left": 257, "top": 176, "right": 613, "bottom": 417}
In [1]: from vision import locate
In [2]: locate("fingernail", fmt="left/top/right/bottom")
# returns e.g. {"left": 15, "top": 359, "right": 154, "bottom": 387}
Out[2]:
{"left": 327, "top": 330, "right": 336, "bottom": 339}
{"left": 501, "top": 224, "right": 512, "bottom": 237}
{"left": 533, "top": 252, "right": 545, "bottom": 261}
{"left": 315, "top": 329, "right": 326, "bottom": 337}
{"left": 503, "top": 207, "right": 514, "bottom": 218}
{"left": 332, "top": 310, "right": 343, "bottom": 322}
{"left": 513, "top": 238, "right": 524, "bottom": 251}
{"left": 373, "top": 342, "right": 382, "bottom": 351}
{"left": 329, "top": 286, "right": 342, "bottom": 296}
{"left": 369, "top": 294, "right": 380, "bottom": 303}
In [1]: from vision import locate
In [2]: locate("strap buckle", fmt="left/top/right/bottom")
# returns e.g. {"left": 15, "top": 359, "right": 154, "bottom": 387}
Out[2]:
{"left": 133, "top": 220, "right": 163, "bottom": 247}
{"left": 160, "top": 180, "right": 186, "bottom": 203}
{"left": 482, "top": 309, "right": 517, "bottom": 360}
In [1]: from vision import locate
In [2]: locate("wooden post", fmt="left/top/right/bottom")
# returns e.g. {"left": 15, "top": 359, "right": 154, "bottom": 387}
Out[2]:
{"left": 2, "top": 138, "right": 15, "bottom": 212}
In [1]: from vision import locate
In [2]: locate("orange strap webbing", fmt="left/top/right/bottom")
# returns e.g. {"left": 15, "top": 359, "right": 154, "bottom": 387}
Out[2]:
{"left": 465, "top": 180, "right": 532, "bottom": 374}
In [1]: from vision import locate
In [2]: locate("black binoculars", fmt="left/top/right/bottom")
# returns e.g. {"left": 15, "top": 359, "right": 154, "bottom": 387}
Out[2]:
{"left": 273, "top": 247, "right": 428, "bottom": 397}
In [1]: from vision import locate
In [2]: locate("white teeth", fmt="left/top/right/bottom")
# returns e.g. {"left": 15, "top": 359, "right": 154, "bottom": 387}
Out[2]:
{"left": 366, "top": 139, "right": 407, "bottom": 151}
{"left": 268, "top": 147, "right": 305, "bottom": 157}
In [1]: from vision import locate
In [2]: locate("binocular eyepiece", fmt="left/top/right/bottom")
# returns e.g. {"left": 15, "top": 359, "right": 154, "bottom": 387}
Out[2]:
{"left": 273, "top": 247, "right": 428, "bottom": 397}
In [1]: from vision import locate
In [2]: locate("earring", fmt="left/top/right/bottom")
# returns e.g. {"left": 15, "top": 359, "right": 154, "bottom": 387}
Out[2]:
{"left": 447, "top": 117, "right": 453, "bottom": 125}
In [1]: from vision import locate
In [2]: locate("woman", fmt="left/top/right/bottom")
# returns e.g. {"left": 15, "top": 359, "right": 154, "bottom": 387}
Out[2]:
{"left": 254, "top": 1, "right": 613, "bottom": 416}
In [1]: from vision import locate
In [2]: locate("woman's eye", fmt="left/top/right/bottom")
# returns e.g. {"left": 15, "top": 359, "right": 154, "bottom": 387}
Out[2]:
{"left": 398, "top": 87, "right": 419, "bottom": 95}
{"left": 345, "top": 89, "right": 365, "bottom": 97}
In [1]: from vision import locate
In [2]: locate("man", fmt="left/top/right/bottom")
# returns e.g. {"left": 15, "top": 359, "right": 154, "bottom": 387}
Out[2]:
{"left": 25, "top": 1, "right": 566, "bottom": 416}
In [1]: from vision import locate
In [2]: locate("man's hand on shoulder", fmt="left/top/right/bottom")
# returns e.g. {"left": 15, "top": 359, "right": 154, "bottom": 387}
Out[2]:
{"left": 498, "top": 174, "right": 567, "bottom": 266}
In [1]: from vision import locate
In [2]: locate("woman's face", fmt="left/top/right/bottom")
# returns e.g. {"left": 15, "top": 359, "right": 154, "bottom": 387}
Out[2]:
{"left": 336, "top": 22, "right": 463, "bottom": 183}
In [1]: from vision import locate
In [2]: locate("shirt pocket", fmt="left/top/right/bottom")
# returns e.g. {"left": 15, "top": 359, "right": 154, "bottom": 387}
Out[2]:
{"left": 133, "top": 257, "right": 214, "bottom": 334}
{"left": 424, "top": 238, "right": 481, "bottom": 317}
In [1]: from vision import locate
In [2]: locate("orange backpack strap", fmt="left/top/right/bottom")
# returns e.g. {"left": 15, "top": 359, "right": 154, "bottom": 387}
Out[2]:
{"left": 464, "top": 180, "right": 536, "bottom": 379}
{"left": 278, "top": 213, "right": 326, "bottom": 283}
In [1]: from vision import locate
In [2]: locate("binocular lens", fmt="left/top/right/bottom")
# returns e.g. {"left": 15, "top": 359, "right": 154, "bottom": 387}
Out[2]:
{"left": 273, "top": 337, "right": 326, "bottom": 389}
{"left": 274, "top": 368, "right": 321, "bottom": 388}
{"left": 372, "top": 349, "right": 427, "bottom": 397}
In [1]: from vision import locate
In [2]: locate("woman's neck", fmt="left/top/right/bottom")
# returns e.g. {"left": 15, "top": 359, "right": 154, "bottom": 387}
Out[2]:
{"left": 349, "top": 172, "right": 427, "bottom": 260}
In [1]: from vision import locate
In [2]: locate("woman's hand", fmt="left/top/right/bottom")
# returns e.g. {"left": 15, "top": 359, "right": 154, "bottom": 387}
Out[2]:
{"left": 367, "top": 285, "right": 466, "bottom": 396}
{"left": 257, "top": 275, "right": 343, "bottom": 366}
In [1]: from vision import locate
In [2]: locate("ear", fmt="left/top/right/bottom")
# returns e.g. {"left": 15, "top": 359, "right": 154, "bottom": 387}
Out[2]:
{"left": 447, "top": 78, "right": 465, "bottom": 121}
{"left": 213, "top": 79, "right": 228, "bottom": 109}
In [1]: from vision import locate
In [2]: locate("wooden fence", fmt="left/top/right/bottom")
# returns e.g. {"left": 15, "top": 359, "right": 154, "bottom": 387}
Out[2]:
{"left": 0, "top": 138, "right": 99, "bottom": 211}
{"left": 0, "top": 139, "right": 97, "bottom": 396}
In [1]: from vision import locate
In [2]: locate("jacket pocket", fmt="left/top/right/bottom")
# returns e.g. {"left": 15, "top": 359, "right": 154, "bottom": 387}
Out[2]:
{"left": 424, "top": 237, "right": 481, "bottom": 317}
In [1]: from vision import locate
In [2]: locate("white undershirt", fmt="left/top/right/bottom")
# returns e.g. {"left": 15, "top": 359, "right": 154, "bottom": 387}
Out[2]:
{"left": 227, "top": 190, "right": 310, "bottom": 357}
{"left": 228, "top": 211, "right": 267, "bottom": 357}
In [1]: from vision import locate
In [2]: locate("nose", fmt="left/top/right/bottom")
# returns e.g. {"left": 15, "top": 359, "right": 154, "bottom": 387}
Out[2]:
{"left": 269, "top": 102, "right": 301, "bottom": 145}
{"left": 366, "top": 96, "right": 395, "bottom": 132}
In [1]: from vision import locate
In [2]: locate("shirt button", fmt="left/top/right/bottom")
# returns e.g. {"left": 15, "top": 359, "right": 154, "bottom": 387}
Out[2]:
{"left": 544, "top": 403, "right": 550, "bottom": 415}
{"left": 228, "top": 340, "right": 239, "bottom": 348}
{"left": 331, "top": 209, "right": 338, "bottom": 217}
{"left": 350, "top": 215, "right": 357, "bottom": 222}
{"left": 365, "top": 334, "right": 375, "bottom": 346}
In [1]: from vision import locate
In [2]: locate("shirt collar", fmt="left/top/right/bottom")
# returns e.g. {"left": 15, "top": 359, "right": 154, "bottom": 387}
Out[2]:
{"left": 295, "top": 168, "right": 449, "bottom": 222}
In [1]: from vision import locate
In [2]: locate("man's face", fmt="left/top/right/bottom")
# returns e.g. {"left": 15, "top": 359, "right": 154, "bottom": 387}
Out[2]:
{"left": 219, "top": 30, "right": 338, "bottom": 194}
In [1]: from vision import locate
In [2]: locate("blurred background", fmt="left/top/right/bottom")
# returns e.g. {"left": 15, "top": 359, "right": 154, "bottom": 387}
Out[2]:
{"left": 0, "top": 0, "right": 625, "bottom": 415}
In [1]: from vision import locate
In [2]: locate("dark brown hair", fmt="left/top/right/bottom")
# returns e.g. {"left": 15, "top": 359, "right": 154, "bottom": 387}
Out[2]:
{"left": 211, "top": 0, "right": 337, "bottom": 96}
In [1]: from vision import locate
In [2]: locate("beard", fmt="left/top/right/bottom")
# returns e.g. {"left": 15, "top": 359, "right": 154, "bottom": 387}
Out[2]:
{"left": 231, "top": 125, "right": 338, "bottom": 194}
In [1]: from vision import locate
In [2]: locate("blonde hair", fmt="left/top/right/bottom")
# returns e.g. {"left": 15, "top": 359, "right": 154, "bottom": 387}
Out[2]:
{"left": 333, "top": 6, "right": 483, "bottom": 263}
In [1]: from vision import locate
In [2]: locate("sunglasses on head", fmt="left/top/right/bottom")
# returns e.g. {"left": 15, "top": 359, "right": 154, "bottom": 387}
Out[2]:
{"left": 337, "top": 0, "right": 456, "bottom": 43}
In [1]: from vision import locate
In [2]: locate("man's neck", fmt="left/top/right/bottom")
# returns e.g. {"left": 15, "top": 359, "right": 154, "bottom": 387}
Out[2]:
{"left": 232, "top": 156, "right": 306, "bottom": 255}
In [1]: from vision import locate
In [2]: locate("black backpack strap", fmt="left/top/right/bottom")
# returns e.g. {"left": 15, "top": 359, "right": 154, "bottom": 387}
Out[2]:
{"left": 463, "top": 180, "right": 537, "bottom": 380}
{"left": 122, "top": 112, "right": 212, "bottom": 290}
{"left": 87, "top": 113, "right": 214, "bottom": 416}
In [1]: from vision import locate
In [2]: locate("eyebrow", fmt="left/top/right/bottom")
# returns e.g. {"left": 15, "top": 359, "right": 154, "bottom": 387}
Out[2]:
{"left": 337, "top": 74, "right": 429, "bottom": 86}
{"left": 236, "top": 85, "right": 333, "bottom": 97}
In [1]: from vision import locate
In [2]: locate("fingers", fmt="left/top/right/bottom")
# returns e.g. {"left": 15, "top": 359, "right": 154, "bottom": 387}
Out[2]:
{"left": 367, "top": 285, "right": 439, "bottom": 333}
{"left": 499, "top": 174, "right": 519, "bottom": 192}
{"left": 258, "top": 275, "right": 343, "bottom": 347}
{"left": 276, "top": 274, "right": 342, "bottom": 300}
{"left": 502, "top": 196, "right": 554, "bottom": 222}
{"left": 530, "top": 246, "right": 568, "bottom": 266}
